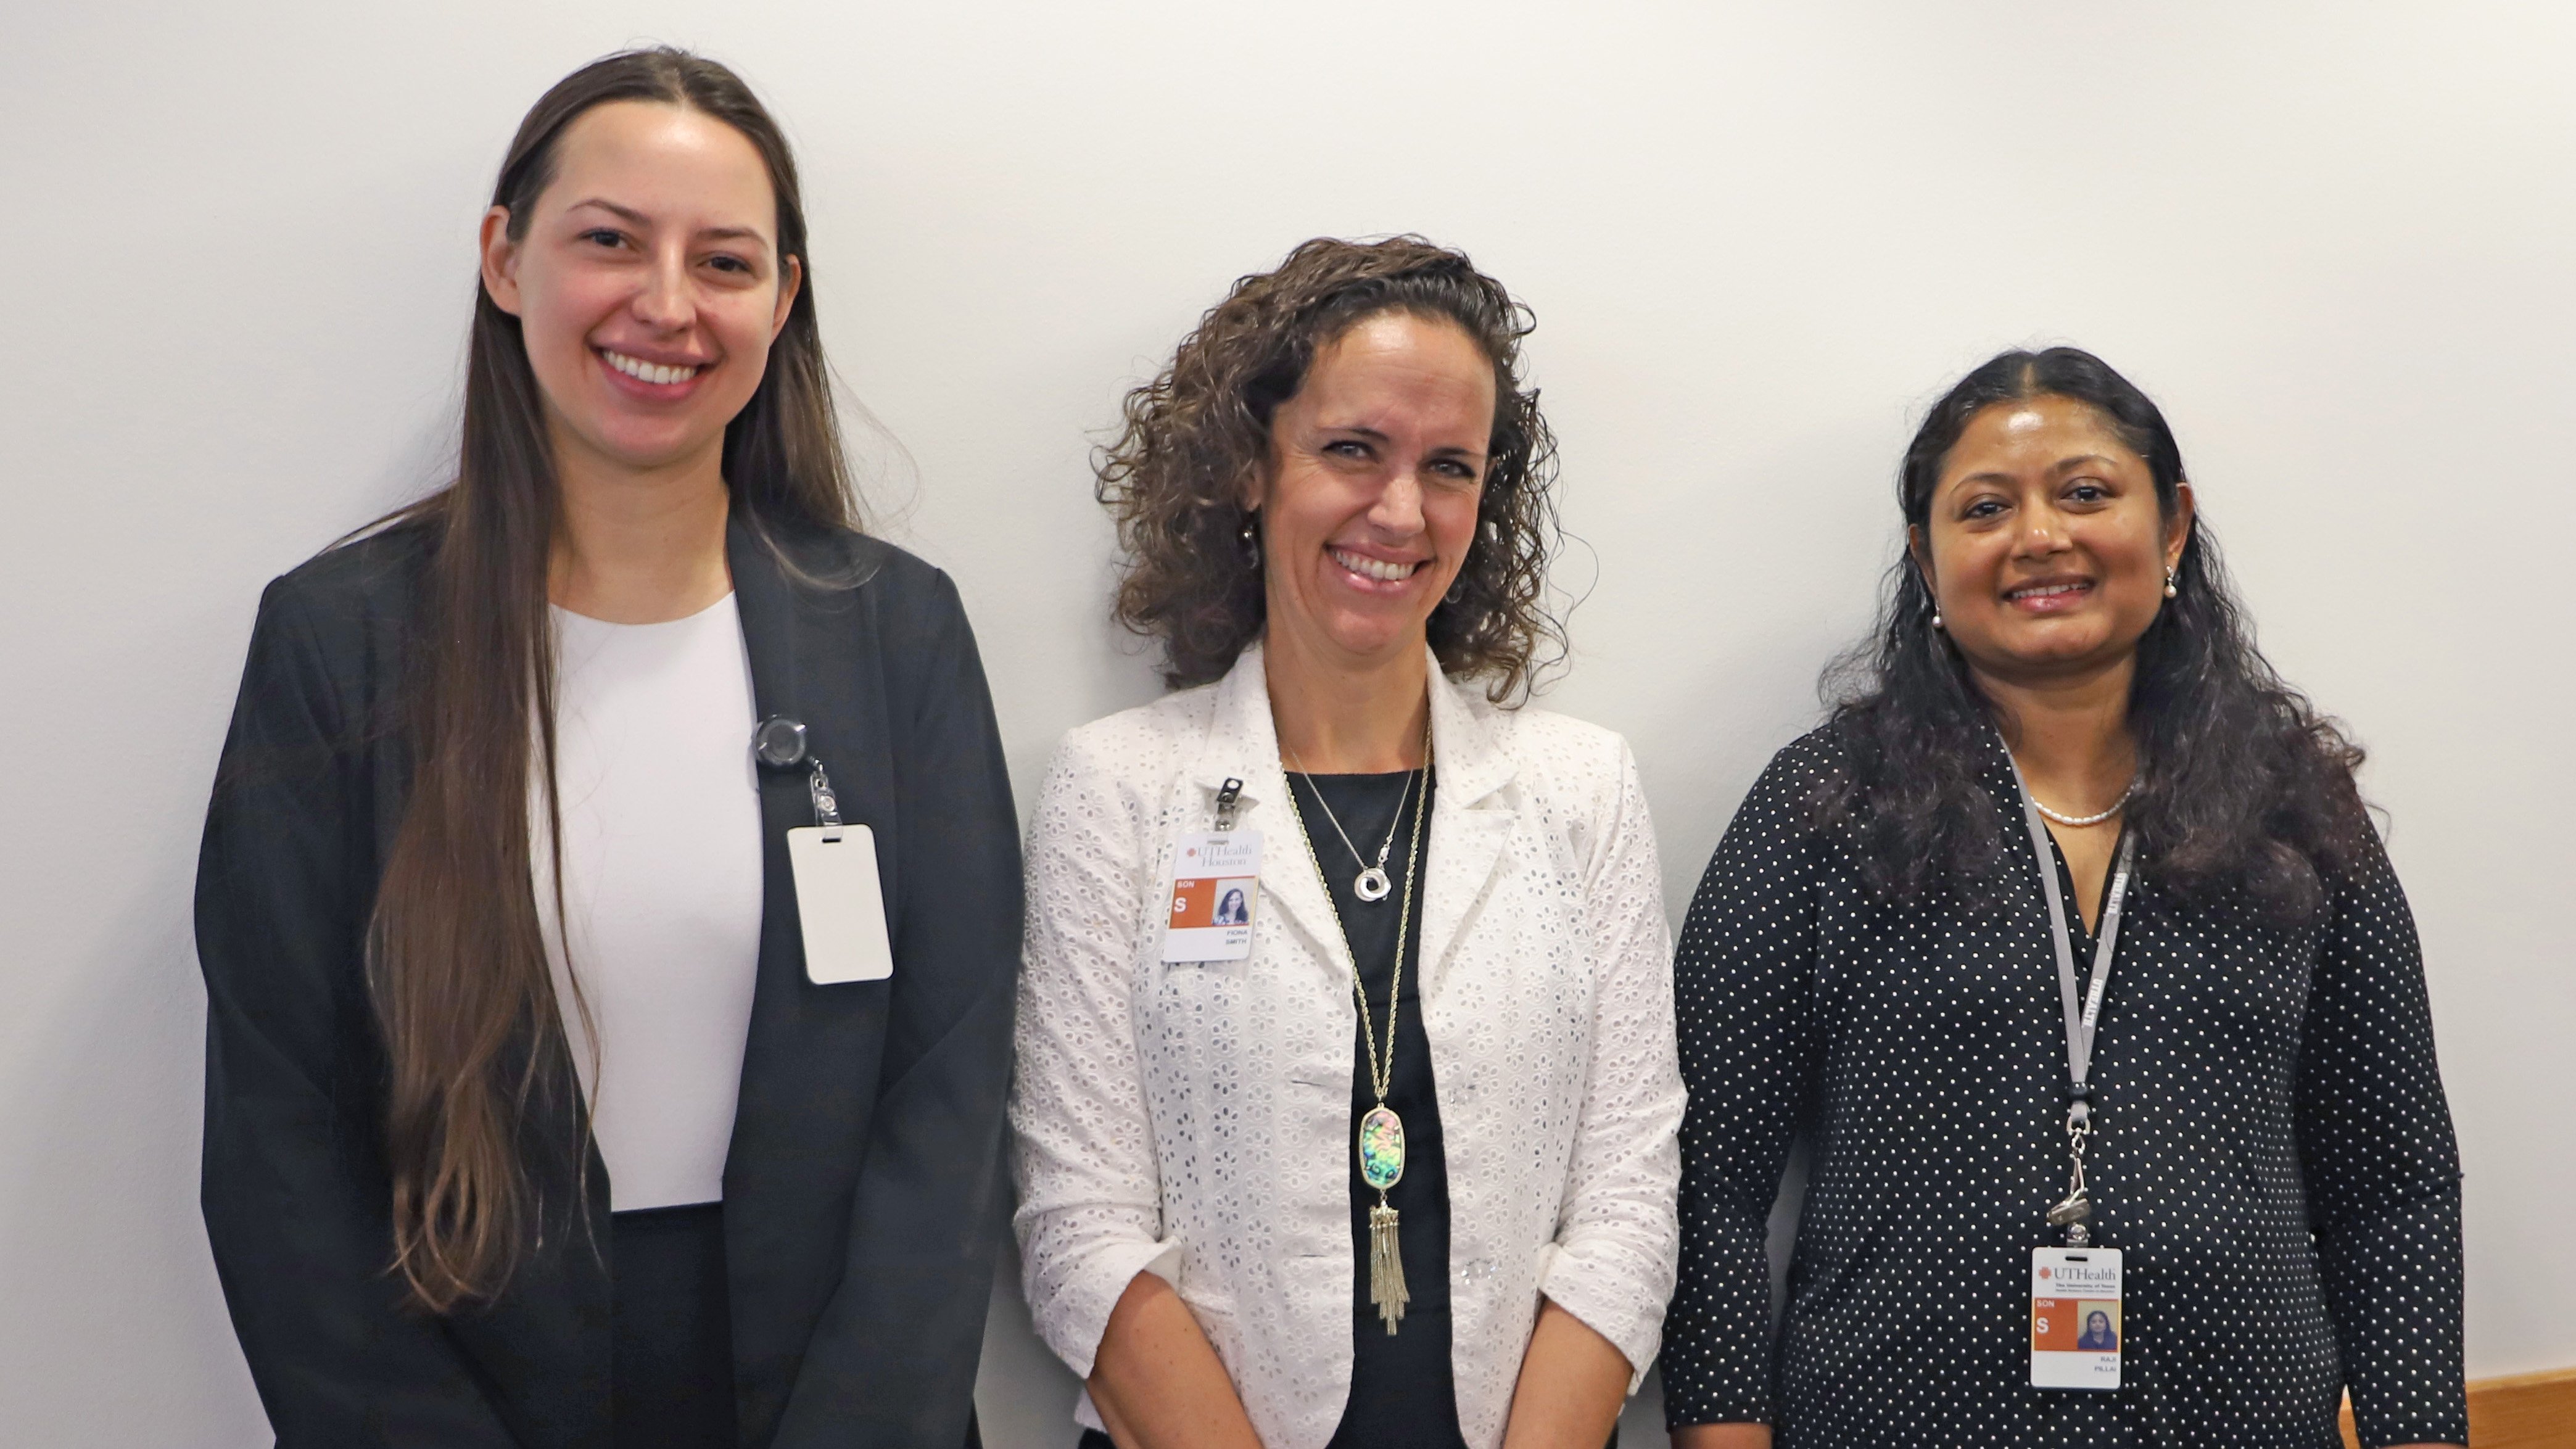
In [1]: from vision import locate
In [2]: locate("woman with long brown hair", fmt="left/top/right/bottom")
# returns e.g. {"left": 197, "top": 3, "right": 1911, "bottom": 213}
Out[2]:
{"left": 194, "top": 49, "right": 1020, "bottom": 1448}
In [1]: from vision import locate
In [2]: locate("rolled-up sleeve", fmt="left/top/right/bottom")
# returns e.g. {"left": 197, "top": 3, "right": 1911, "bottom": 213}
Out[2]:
{"left": 1007, "top": 734, "right": 1181, "bottom": 1380}
{"left": 1537, "top": 739, "right": 1686, "bottom": 1389}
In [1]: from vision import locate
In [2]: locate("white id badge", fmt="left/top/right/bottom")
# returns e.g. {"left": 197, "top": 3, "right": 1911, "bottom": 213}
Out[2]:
{"left": 2031, "top": 1247, "right": 2123, "bottom": 1390}
{"left": 1160, "top": 831, "right": 1261, "bottom": 963}
{"left": 786, "top": 824, "right": 894, "bottom": 984}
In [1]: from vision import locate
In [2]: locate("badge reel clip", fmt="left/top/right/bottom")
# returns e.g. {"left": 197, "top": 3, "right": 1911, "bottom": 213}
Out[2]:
{"left": 754, "top": 715, "right": 842, "bottom": 838}
{"left": 2048, "top": 1086, "right": 2096, "bottom": 1246}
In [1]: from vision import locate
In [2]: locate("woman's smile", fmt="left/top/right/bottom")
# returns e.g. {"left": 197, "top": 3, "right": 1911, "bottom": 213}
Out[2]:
{"left": 597, "top": 346, "right": 707, "bottom": 387}
{"left": 1328, "top": 544, "right": 1429, "bottom": 590}
{"left": 2002, "top": 574, "right": 2096, "bottom": 614}
{"left": 595, "top": 345, "right": 712, "bottom": 398}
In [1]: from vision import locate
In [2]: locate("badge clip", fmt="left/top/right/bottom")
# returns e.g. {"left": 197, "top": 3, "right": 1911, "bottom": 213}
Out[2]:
{"left": 754, "top": 717, "right": 844, "bottom": 841}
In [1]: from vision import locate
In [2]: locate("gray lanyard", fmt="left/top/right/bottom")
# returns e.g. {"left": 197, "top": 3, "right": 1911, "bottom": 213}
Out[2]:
{"left": 2008, "top": 757, "right": 2138, "bottom": 1245}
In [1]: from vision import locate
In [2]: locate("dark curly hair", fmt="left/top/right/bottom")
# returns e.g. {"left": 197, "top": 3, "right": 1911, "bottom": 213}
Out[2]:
{"left": 1097, "top": 236, "right": 1563, "bottom": 702}
{"left": 1815, "top": 346, "right": 2372, "bottom": 924}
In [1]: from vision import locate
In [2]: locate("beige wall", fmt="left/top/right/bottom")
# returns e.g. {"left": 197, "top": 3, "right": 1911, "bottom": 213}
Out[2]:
{"left": 4, "top": 2, "right": 2569, "bottom": 1442}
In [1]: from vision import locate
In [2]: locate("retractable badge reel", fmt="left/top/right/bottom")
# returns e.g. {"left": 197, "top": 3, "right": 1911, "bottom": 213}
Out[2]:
{"left": 755, "top": 716, "right": 893, "bottom": 985}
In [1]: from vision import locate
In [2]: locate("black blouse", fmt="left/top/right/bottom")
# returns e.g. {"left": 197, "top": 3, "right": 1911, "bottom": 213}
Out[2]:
{"left": 1661, "top": 726, "right": 2465, "bottom": 1448}
{"left": 1285, "top": 769, "right": 1472, "bottom": 1449}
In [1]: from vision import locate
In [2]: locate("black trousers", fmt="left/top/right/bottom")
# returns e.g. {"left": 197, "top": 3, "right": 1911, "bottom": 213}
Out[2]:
{"left": 613, "top": 1203, "right": 737, "bottom": 1449}
{"left": 613, "top": 1204, "right": 985, "bottom": 1449}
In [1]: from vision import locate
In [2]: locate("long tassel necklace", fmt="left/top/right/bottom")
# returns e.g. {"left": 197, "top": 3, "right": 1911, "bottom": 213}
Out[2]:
{"left": 1285, "top": 719, "right": 1432, "bottom": 1335}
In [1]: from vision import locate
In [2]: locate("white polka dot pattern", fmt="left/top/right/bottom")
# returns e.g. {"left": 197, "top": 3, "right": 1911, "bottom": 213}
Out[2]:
{"left": 1661, "top": 725, "right": 2467, "bottom": 1448}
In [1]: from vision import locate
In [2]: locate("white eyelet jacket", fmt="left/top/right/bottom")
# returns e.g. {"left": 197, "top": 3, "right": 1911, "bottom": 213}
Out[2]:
{"left": 1009, "top": 644, "right": 1684, "bottom": 1449}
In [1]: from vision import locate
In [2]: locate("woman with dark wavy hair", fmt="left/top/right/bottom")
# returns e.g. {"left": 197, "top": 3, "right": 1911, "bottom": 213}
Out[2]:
{"left": 195, "top": 49, "right": 1018, "bottom": 1448}
{"left": 1662, "top": 348, "right": 2464, "bottom": 1448}
{"left": 1010, "top": 237, "right": 1684, "bottom": 1449}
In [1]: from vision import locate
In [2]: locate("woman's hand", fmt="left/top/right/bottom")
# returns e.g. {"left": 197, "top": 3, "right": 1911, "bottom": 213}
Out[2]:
{"left": 1499, "top": 1298, "right": 1633, "bottom": 1449}
{"left": 1670, "top": 1425, "right": 1772, "bottom": 1448}
{"left": 1086, "top": 1270, "right": 1264, "bottom": 1449}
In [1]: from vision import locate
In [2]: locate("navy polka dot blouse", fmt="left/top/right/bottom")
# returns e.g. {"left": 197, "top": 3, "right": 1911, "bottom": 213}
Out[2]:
{"left": 1662, "top": 725, "right": 2466, "bottom": 1447}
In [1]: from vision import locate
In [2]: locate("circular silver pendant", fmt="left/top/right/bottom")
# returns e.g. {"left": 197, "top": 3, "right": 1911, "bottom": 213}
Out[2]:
{"left": 1354, "top": 867, "right": 1392, "bottom": 902}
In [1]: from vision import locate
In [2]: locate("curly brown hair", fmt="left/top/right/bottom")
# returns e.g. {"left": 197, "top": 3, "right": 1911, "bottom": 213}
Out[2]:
{"left": 1097, "top": 236, "right": 1564, "bottom": 702}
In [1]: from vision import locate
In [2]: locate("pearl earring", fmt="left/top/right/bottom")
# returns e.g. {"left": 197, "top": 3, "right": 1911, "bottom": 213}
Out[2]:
{"left": 1931, "top": 610, "right": 1945, "bottom": 630}
{"left": 2163, "top": 568, "right": 2178, "bottom": 599}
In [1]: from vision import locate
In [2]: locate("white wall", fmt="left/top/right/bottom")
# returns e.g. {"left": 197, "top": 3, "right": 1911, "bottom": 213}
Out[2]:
{"left": 5, "top": 2, "right": 2570, "bottom": 1443}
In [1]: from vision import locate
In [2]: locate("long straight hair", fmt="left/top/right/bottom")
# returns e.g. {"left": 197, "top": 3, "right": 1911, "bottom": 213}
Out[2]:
{"left": 1815, "top": 347, "right": 2370, "bottom": 922}
{"left": 368, "top": 47, "right": 856, "bottom": 1312}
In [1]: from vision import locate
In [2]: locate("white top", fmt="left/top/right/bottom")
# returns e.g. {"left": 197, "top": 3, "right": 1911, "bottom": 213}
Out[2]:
{"left": 535, "top": 594, "right": 765, "bottom": 1212}
{"left": 1008, "top": 643, "right": 1685, "bottom": 1449}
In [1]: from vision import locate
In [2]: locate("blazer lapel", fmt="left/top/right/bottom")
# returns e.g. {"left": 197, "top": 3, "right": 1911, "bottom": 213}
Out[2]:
{"left": 720, "top": 518, "right": 898, "bottom": 1436}
{"left": 1416, "top": 660, "right": 1516, "bottom": 999}
{"left": 1184, "top": 647, "right": 1347, "bottom": 981}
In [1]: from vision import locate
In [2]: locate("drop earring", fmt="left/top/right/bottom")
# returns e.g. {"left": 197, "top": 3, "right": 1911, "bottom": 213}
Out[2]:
{"left": 1931, "top": 611, "right": 1945, "bottom": 630}
{"left": 2163, "top": 567, "right": 2178, "bottom": 599}
{"left": 1241, "top": 513, "right": 1260, "bottom": 566}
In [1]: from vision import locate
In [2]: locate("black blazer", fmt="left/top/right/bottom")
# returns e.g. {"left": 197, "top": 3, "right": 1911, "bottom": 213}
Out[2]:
{"left": 195, "top": 515, "right": 1023, "bottom": 1449}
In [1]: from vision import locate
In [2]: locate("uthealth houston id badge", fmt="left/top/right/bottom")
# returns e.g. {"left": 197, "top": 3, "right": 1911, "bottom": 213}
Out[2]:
{"left": 1161, "top": 831, "right": 1261, "bottom": 963}
{"left": 2031, "top": 1247, "right": 2123, "bottom": 1390}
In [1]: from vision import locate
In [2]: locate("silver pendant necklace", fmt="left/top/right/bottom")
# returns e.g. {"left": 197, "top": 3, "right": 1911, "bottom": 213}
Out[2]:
{"left": 1282, "top": 738, "right": 1421, "bottom": 902}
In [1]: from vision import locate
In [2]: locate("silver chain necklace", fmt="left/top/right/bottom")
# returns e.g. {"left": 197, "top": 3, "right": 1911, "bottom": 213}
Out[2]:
{"left": 2030, "top": 778, "right": 2140, "bottom": 829}
{"left": 1282, "top": 737, "right": 1421, "bottom": 902}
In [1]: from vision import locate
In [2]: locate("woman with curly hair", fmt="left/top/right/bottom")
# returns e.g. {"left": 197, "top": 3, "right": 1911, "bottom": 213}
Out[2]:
{"left": 1009, "top": 236, "right": 1684, "bottom": 1449}
{"left": 1661, "top": 348, "right": 2465, "bottom": 1448}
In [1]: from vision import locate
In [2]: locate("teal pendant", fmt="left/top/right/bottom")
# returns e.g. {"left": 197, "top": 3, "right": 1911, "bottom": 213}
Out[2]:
{"left": 1358, "top": 1105, "right": 1406, "bottom": 1191}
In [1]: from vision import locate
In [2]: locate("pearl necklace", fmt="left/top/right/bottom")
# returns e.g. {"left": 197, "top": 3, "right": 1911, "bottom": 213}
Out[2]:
{"left": 2031, "top": 779, "right": 2139, "bottom": 828}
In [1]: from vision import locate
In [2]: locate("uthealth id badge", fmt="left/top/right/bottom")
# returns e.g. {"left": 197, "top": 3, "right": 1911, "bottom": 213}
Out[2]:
{"left": 2031, "top": 1247, "right": 2123, "bottom": 1390}
{"left": 1162, "top": 831, "right": 1261, "bottom": 963}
